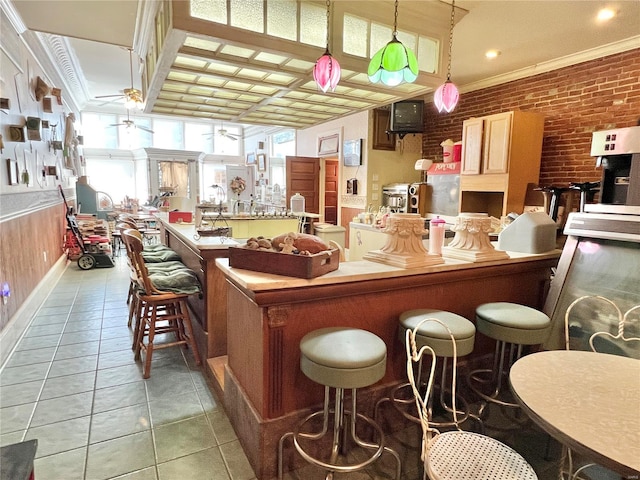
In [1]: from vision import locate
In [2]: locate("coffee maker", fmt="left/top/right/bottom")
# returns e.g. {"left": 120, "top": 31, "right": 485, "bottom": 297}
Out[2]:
{"left": 382, "top": 183, "right": 410, "bottom": 213}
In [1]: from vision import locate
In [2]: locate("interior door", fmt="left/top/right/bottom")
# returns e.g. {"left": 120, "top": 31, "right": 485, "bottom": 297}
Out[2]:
{"left": 324, "top": 159, "right": 339, "bottom": 224}
{"left": 286, "top": 156, "right": 320, "bottom": 214}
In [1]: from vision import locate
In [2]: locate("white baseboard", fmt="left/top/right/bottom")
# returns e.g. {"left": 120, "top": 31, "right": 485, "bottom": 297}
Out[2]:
{"left": 0, "top": 255, "right": 68, "bottom": 368}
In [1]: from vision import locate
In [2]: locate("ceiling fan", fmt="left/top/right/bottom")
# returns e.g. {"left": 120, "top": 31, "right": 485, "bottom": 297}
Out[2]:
{"left": 109, "top": 110, "right": 154, "bottom": 133}
{"left": 94, "top": 48, "right": 144, "bottom": 110}
{"left": 203, "top": 123, "right": 240, "bottom": 141}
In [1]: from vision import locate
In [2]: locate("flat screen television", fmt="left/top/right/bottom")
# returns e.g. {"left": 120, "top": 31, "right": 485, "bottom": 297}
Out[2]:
{"left": 389, "top": 100, "right": 424, "bottom": 135}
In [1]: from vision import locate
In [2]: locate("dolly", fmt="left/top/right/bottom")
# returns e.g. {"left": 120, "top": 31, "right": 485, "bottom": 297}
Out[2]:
{"left": 59, "top": 185, "right": 114, "bottom": 270}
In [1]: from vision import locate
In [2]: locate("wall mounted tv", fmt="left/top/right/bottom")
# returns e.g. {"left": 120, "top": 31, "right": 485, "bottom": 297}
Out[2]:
{"left": 389, "top": 100, "right": 424, "bottom": 138}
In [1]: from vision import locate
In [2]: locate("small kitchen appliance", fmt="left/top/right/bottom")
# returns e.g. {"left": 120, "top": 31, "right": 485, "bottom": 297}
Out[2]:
{"left": 382, "top": 183, "right": 410, "bottom": 213}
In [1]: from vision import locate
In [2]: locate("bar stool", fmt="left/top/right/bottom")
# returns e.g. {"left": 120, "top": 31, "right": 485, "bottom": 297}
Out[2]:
{"left": 376, "top": 309, "right": 477, "bottom": 429}
{"left": 278, "top": 327, "right": 401, "bottom": 480}
{"left": 467, "top": 302, "right": 551, "bottom": 417}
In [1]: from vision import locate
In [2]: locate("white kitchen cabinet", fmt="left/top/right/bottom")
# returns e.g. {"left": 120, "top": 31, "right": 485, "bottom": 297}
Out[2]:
{"left": 460, "top": 111, "right": 545, "bottom": 218}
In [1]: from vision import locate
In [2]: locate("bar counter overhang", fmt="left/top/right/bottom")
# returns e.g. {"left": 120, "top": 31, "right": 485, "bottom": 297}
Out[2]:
{"left": 214, "top": 245, "right": 560, "bottom": 479}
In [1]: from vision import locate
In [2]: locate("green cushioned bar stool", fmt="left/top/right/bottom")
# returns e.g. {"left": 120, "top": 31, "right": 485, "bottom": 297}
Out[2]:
{"left": 468, "top": 302, "right": 551, "bottom": 416}
{"left": 278, "top": 327, "right": 401, "bottom": 480}
{"left": 376, "top": 309, "right": 477, "bottom": 429}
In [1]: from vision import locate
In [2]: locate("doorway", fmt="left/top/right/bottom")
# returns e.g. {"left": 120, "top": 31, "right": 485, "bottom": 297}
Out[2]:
{"left": 324, "top": 159, "right": 339, "bottom": 224}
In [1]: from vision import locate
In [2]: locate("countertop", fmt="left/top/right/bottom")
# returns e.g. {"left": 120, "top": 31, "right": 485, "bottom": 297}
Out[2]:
{"left": 217, "top": 247, "right": 561, "bottom": 292}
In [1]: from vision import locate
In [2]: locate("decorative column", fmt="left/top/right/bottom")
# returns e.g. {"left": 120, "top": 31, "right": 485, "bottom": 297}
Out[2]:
{"left": 364, "top": 213, "right": 444, "bottom": 268}
{"left": 442, "top": 213, "right": 509, "bottom": 262}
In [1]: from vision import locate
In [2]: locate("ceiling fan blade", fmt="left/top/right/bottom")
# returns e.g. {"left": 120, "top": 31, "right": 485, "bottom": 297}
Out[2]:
{"left": 224, "top": 134, "right": 239, "bottom": 141}
{"left": 108, "top": 123, "right": 125, "bottom": 127}
{"left": 95, "top": 94, "right": 124, "bottom": 99}
{"left": 137, "top": 125, "right": 154, "bottom": 134}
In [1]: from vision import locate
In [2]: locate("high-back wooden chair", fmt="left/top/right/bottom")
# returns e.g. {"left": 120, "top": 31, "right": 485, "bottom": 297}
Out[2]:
{"left": 406, "top": 317, "right": 538, "bottom": 480}
{"left": 121, "top": 229, "right": 201, "bottom": 378}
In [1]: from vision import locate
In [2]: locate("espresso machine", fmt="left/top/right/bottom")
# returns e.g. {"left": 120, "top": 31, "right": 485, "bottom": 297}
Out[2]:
{"left": 591, "top": 126, "right": 640, "bottom": 206}
{"left": 382, "top": 183, "right": 410, "bottom": 213}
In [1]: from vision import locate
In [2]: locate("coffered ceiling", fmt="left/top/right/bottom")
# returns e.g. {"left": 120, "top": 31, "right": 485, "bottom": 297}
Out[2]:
{"left": 9, "top": 0, "right": 640, "bottom": 131}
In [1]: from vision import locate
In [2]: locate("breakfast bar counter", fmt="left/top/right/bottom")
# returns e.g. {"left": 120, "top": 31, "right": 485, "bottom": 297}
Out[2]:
{"left": 215, "top": 248, "right": 560, "bottom": 479}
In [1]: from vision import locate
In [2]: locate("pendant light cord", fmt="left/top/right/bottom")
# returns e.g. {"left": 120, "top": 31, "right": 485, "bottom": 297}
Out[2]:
{"left": 393, "top": 0, "right": 399, "bottom": 36}
{"left": 325, "top": 0, "right": 331, "bottom": 51}
{"left": 446, "top": 0, "right": 455, "bottom": 81}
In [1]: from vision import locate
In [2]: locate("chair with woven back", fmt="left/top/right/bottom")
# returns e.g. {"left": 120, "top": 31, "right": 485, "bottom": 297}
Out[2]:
{"left": 562, "top": 295, "right": 640, "bottom": 479}
{"left": 121, "top": 228, "right": 202, "bottom": 378}
{"left": 405, "top": 317, "right": 538, "bottom": 480}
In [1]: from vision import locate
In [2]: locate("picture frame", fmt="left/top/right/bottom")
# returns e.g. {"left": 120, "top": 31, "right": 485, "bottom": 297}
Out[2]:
{"left": 0, "top": 98, "right": 9, "bottom": 110}
{"left": 343, "top": 139, "right": 363, "bottom": 166}
{"left": 257, "top": 153, "right": 267, "bottom": 172}
{"left": 6, "top": 159, "right": 19, "bottom": 185}
{"left": 9, "top": 125, "right": 25, "bottom": 142}
{"left": 43, "top": 97, "right": 53, "bottom": 113}
{"left": 318, "top": 133, "right": 339, "bottom": 156}
{"left": 246, "top": 152, "right": 257, "bottom": 166}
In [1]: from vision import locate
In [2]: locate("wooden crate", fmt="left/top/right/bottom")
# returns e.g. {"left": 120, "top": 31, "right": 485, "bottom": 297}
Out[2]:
{"left": 228, "top": 246, "right": 340, "bottom": 278}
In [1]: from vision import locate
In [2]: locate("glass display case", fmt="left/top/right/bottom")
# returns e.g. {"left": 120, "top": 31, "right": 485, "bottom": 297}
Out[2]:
{"left": 543, "top": 206, "right": 640, "bottom": 355}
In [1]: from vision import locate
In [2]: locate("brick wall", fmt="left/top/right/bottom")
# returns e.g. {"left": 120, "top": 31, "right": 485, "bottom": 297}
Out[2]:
{"left": 422, "top": 49, "right": 640, "bottom": 187}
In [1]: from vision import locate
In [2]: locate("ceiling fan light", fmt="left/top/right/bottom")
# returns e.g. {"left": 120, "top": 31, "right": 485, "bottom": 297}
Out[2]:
{"left": 368, "top": 36, "right": 419, "bottom": 86}
{"left": 434, "top": 80, "right": 460, "bottom": 113}
{"left": 313, "top": 51, "right": 341, "bottom": 93}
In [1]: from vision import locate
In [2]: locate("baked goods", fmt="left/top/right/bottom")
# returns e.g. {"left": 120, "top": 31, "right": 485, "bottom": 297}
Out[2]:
{"left": 271, "top": 232, "right": 329, "bottom": 254}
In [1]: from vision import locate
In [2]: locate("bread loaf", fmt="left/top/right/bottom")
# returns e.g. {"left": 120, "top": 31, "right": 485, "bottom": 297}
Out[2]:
{"left": 272, "top": 232, "right": 329, "bottom": 254}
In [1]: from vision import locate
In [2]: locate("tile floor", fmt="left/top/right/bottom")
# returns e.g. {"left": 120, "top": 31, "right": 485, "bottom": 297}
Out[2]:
{"left": 1, "top": 255, "right": 609, "bottom": 480}
{"left": 0, "top": 257, "right": 256, "bottom": 480}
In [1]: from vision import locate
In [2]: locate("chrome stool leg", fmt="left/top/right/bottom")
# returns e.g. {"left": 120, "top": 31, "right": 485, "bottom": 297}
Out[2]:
{"left": 278, "top": 386, "right": 400, "bottom": 480}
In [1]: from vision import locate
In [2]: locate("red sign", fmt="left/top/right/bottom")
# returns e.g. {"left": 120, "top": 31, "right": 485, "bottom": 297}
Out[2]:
{"left": 427, "top": 161, "right": 461, "bottom": 175}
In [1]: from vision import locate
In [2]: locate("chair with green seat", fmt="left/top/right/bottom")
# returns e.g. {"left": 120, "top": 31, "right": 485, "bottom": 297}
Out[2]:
{"left": 467, "top": 302, "right": 551, "bottom": 418}
{"left": 376, "top": 309, "right": 477, "bottom": 430}
{"left": 122, "top": 229, "right": 201, "bottom": 378}
{"left": 278, "top": 327, "right": 401, "bottom": 479}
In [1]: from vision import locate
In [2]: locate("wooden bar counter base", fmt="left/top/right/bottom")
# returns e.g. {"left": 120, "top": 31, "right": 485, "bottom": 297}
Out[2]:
{"left": 215, "top": 248, "right": 560, "bottom": 479}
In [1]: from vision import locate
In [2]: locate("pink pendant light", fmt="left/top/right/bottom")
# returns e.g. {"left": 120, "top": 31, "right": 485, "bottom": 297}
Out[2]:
{"left": 314, "top": 49, "right": 341, "bottom": 93}
{"left": 434, "top": 79, "right": 459, "bottom": 113}
{"left": 435, "top": 0, "right": 459, "bottom": 113}
{"left": 314, "top": 0, "right": 341, "bottom": 93}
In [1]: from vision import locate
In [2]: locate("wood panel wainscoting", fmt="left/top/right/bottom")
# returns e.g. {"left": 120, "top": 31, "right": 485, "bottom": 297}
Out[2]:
{"left": 0, "top": 198, "right": 68, "bottom": 364}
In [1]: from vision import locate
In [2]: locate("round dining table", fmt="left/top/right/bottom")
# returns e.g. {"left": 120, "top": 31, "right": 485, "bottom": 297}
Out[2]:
{"left": 509, "top": 350, "right": 640, "bottom": 478}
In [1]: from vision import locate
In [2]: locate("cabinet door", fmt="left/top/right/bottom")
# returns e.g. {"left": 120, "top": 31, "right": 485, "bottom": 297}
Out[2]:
{"left": 482, "top": 112, "right": 512, "bottom": 174}
{"left": 461, "top": 118, "right": 483, "bottom": 174}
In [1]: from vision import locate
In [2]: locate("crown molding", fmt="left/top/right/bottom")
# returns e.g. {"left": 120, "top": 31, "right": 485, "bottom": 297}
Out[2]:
{"left": 37, "top": 33, "right": 90, "bottom": 109}
{"left": 0, "top": 0, "right": 26, "bottom": 34}
{"left": 460, "top": 36, "right": 640, "bottom": 94}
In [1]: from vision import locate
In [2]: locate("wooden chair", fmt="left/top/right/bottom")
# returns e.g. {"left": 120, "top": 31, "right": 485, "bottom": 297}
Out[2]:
{"left": 406, "top": 317, "right": 538, "bottom": 480}
{"left": 121, "top": 229, "right": 201, "bottom": 379}
{"left": 562, "top": 296, "right": 640, "bottom": 479}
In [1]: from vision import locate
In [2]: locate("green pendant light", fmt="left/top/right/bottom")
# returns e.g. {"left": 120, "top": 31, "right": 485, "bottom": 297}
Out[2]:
{"left": 368, "top": 0, "right": 419, "bottom": 86}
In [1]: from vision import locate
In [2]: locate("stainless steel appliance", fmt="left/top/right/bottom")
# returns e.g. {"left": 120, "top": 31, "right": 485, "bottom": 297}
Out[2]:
{"left": 382, "top": 183, "right": 410, "bottom": 213}
{"left": 591, "top": 126, "right": 640, "bottom": 206}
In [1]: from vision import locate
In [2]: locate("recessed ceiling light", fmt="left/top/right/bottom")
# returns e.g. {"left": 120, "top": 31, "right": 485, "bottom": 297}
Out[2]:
{"left": 597, "top": 8, "right": 616, "bottom": 22}
{"left": 485, "top": 50, "right": 501, "bottom": 59}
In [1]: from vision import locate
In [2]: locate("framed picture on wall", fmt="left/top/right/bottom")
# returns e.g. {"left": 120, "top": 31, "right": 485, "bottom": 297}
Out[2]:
{"left": 318, "top": 133, "right": 339, "bottom": 156}
{"left": 343, "top": 139, "right": 362, "bottom": 166}
{"left": 6, "top": 159, "right": 19, "bottom": 185}
{"left": 246, "top": 152, "right": 256, "bottom": 166}
{"left": 257, "top": 153, "right": 267, "bottom": 172}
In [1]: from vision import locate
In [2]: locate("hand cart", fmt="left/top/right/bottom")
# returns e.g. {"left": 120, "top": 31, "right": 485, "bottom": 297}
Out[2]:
{"left": 59, "top": 185, "right": 115, "bottom": 270}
